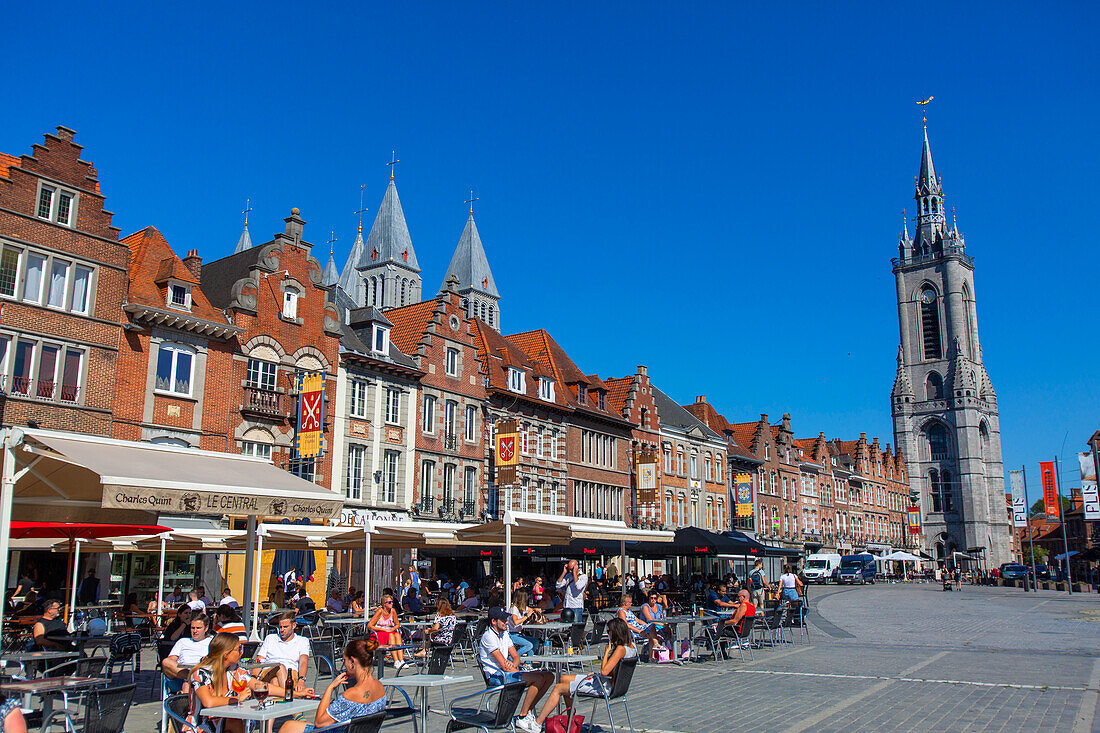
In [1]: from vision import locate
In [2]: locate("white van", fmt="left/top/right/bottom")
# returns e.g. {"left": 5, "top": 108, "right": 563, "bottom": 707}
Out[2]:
{"left": 802, "top": 553, "right": 842, "bottom": 583}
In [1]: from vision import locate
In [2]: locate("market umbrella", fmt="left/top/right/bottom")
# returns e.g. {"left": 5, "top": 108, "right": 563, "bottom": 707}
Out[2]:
{"left": 881, "top": 551, "right": 922, "bottom": 562}
{"left": 9, "top": 521, "right": 170, "bottom": 626}
{"left": 630, "top": 526, "right": 731, "bottom": 559}
{"left": 271, "top": 518, "right": 316, "bottom": 603}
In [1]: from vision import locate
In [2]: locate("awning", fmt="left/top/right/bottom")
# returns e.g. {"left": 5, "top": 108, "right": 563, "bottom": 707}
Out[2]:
{"left": 454, "top": 512, "right": 672, "bottom": 545}
{"left": 1053, "top": 550, "right": 1079, "bottom": 561}
{"left": 881, "top": 551, "right": 923, "bottom": 563}
{"left": 7, "top": 428, "right": 342, "bottom": 521}
{"left": 630, "top": 526, "right": 734, "bottom": 558}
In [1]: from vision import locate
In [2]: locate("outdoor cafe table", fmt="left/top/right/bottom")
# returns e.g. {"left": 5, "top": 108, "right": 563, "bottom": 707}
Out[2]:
{"left": 202, "top": 698, "right": 320, "bottom": 733}
{"left": 1, "top": 675, "right": 107, "bottom": 720}
{"left": 522, "top": 653, "right": 597, "bottom": 681}
{"left": 377, "top": 643, "right": 418, "bottom": 679}
{"left": 383, "top": 673, "right": 474, "bottom": 731}
{"left": 659, "top": 615, "right": 710, "bottom": 665}
{"left": 0, "top": 650, "right": 79, "bottom": 676}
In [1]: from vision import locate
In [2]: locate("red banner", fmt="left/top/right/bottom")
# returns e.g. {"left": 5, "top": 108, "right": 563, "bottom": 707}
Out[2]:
{"left": 907, "top": 506, "right": 922, "bottom": 535}
{"left": 1040, "top": 461, "right": 1060, "bottom": 519}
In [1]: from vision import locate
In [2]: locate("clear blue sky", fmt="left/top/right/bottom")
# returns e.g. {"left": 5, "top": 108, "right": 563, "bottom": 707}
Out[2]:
{"left": 5, "top": 2, "right": 1096, "bottom": 492}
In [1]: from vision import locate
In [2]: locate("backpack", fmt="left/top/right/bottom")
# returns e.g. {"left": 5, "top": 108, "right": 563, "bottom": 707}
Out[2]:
{"left": 749, "top": 569, "right": 763, "bottom": 591}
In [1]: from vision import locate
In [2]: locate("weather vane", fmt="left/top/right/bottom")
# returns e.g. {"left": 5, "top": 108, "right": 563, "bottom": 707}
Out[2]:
{"left": 387, "top": 150, "right": 400, "bottom": 181}
{"left": 465, "top": 189, "right": 479, "bottom": 215}
{"left": 354, "top": 184, "right": 368, "bottom": 233}
{"left": 327, "top": 228, "right": 337, "bottom": 254}
{"left": 242, "top": 197, "right": 253, "bottom": 227}
{"left": 916, "top": 96, "right": 934, "bottom": 130}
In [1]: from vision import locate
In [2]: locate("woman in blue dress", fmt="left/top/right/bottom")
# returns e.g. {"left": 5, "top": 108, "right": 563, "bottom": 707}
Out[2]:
{"left": 278, "top": 639, "right": 386, "bottom": 732}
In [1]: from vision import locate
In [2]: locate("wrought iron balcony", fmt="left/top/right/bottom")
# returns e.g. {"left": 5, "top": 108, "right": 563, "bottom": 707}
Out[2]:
{"left": 244, "top": 386, "right": 285, "bottom": 418}
{"left": 443, "top": 431, "right": 458, "bottom": 450}
{"left": 461, "top": 500, "right": 477, "bottom": 517}
{"left": 7, "top": 376, "right": 80, "bottom": 404}
{"left": 418, "top": 494, "right": 434, "bottom": 513}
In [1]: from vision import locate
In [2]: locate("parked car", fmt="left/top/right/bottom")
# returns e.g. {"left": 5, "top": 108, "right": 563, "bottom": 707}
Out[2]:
{"left": 837, "top": 553, "right": 877, "bottom": 584}
{"left": 1029, "top": 564, "right": 1052, "bottom": 580}
{"left": 802, "top": 553, "right": 842, "bottom": 583}
{"left": 999, "top": 563, "right": 1028, "bottom": 581}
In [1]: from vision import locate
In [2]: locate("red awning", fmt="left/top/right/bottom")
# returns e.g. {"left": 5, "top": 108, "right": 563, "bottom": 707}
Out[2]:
{"left": 9, "top": 521, "right": 170, "bottom": 541}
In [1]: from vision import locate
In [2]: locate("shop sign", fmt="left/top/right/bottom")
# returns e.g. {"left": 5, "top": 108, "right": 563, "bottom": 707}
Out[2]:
{"left": 104, "top": 485, "right": 341, "bottom": 520}
{"left": 332, "top": 508, "right": 408, "bottom": 527}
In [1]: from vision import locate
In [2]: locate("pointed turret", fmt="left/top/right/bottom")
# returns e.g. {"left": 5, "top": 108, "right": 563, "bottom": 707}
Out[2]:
{"left": 354, "top": 176, "right": 422, "bottom": 310}
{"left": 950, "top": 336, "right": 977, "bottom": 396}
{"left": 321, "top": 248, "right": 339, "bottom": 287}
{"left": 234, "top": 223, "right": 253, "bottom": 253}
{"left": 362, "top": 179, "right": 420, "bottom": 271}
{"left": 442, "top": 212, "right": 502, "bottom": 329}
{"left": 338, "top": 229, "right": 366, "bottom": 302}
{"left": 913, "top": 125, "right": 947, "bottom": 253}
{"left": 917, "top": 127, "right": 941, "bottom": 197}
{"left": 891, "top": 345, "right": 914, "bottom": 399}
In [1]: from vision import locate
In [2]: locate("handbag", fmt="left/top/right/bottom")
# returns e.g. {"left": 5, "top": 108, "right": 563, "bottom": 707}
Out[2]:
{"left": 545, "top": 713, "right": 585, "bottom": 733}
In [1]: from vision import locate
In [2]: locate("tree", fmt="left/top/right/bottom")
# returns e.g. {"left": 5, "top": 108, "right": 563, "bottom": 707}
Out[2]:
{"left": 1030, "top": 546, "right": 1049, "bottom": 566}
{"left": 1029, "top": 496, "right": 1072, "bottom": 516}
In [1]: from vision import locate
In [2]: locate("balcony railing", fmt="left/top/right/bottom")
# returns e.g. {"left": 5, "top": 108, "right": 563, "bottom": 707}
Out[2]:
{"left": 443, "top": 431, "right": 458, "bottom": 450}
{"left": 7, "top": 376, "right": 80, "bottom": 404}
{"left": 462, "top": 500, "right": 477, "bottom": 517}
{"left": 244, "top": 386, "right": 284, "bottom": 417}
{"left": 418, "top": 494, "right": 434, "bottom": 513}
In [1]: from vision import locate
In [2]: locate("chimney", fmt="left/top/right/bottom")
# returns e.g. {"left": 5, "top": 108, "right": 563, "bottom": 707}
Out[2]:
{"left": 695, "top": 395, "right": 706, "bottom": 404}
{"left": 183, "top": 250, "right": 202, "bottom": 282}
{"left": 859, "top": 432, "right": 867, "bottom": 441}
{"left": 55, "top": 126, "right": 76, "bottom": 142}
{"left": 637, "top": 365, "right": 647, "bottom": 376}
{"left": 284, "top": 207, "right": 306, "bottom": 245}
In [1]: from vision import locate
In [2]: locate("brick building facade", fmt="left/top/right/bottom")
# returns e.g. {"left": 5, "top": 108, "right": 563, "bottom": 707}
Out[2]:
{"left": 605, "top": 366, "right": 662, "bottom": 528}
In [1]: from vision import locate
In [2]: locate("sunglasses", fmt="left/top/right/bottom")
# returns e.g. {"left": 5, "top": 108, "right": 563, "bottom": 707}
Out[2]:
{"left": 385, "top": 601, "right": 394, "bottom": 605}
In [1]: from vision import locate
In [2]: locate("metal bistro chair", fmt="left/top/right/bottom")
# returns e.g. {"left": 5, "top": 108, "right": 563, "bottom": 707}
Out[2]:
{"left": 587, "top": 617, "right": 608, "bottom": 654}
{"left": 783, "top": 600, "right": 808, "bottom": 643}
{"left": 163, "top": 693, "right": 190, "bottom": 733}
{"left": 450, "top": 621, "right": 470, "bottom": 668}
{"left": 152, "top": 639, "right": 176, "bottom": 693}
{"left": 39, "top": 657, "right": 108, "bottom": 711}
{"left": 416, "top": 644, "right": 455, "bottom": 712}
{"left": 446, "top": 680, "right": 527, "bottom": 733}
{"left": 313, "top": 712, "right": 386, "bottom": 733}
{"left": 106, "top": 631, "right": 142, "bottom": 684}
{"left": 566, "top": 655, "right": 638, "bottom": 733}
{"left": 241, "top": 640, "right": 261, "bottom": 663}
{"left": 311, "top": 638, "right": 338, "bottom": 687}
{"left": 43, "top": 682, "right": 136, "bottom": 733}
{"left": 718, "top": 616, "right": 756, "bottom": 662}
{"left": 687, "top": 613, "right": 724, "bottom": 665}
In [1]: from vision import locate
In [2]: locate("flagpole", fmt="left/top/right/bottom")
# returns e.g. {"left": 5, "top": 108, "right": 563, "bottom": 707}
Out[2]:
{"left": 1055, "top": 455, "right": 1072, "bottom": 594}
{"left": 1020, "top": 466, "right": 1034, "bottom": 591}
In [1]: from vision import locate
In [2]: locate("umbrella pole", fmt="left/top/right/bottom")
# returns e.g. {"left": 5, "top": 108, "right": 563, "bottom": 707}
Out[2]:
{"left": 0, "top": 429, "right": 18, "bottom": 640}
{"left": 504, "top": 522, "right": 512, "bottom": 610}
{"left": 243, "top": 516, "right": 256, "bottom": 638}
{"left": 157, "top": 535, "right": 167, "bottom": 625}
{"left": 249, "top": 531, "right": 263, "bottom": 642}
{"left": 67, "top": 539, "right": 81, "bottom": 632}
{"left": 363, "top": 529, "right": 371, "bottom": 620}
{"left": 63, "top": 538, "right": 75, "bottom": 625}
{"left": 620, "top": 540, "right": 626, "bottom": 584}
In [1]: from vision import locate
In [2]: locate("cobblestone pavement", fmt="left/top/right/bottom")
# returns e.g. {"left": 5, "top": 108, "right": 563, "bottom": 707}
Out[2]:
{"left": 122, "top": 583, "right": 1100, "bottom": 733}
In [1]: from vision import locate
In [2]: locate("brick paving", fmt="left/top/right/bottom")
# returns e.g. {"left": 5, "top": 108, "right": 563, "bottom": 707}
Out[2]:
{"left": 119, "top": 583, "right": 1100, "bottom": 732}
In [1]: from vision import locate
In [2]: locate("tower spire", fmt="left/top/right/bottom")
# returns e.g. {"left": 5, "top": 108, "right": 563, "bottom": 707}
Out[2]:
{"left": 465, "top": 189, "right": 479, "bottom": 216}
{"left": 355, "top": 184, "right": 367, "bottom": 234}
{"left": 234, "top": 198, "right": 254, "bottom": 253}
{"left": 386, "top": 150, "right": 399, "bottom": 181}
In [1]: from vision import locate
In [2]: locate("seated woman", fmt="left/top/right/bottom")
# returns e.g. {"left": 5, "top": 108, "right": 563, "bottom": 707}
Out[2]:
{"left": 638, "top": 591, "right": 670, "bottom": 653}
{"left": 349, "top": 592, "right": 365, "bottom": 615}
{"left": 532, "top": 618, "right": 637, "bottom": 729}
{"left": 615, "top": 594, "right": 658, "bottom": 659}
{"left": 415, "top": 598, "right": 458, "bottom": 658}
{"left": 367, "top": 593, "right": 406, "bottom": 670}
{"left": 278, "top": 639, "right": 386, "bottom": 733}
{"left": 162, "top": 604, "right": 193, "bottom": 643}
{"left": 124, "top": 592, "right": 153, "bottom": 628}
{"left": 187, "top": 632, "right": 310, "bottom": 733}
{"left": 507, "top": 591, "right": 542, "bottom": 657}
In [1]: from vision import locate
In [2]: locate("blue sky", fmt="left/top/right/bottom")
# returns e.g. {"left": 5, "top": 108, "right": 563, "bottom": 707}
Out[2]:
{"left": 4, "top": 2, "right": 1096, "bottom": 492}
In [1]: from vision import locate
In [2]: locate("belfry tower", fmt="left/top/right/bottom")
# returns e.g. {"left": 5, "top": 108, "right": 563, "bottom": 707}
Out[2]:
{"left": 890, "top": 120, "right": 1011, "bottom": 568}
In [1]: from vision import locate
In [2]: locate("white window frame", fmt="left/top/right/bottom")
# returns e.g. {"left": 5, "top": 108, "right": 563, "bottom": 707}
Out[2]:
{"left": 422, "top": 394, "right": 436, "bottom": 433}
{"left": 383, "top": 450, "right": 399, "bottom": 503}
{"left": 538, "top": 377, "right": 554, "bottom": 402}
{"left": 535, "top": 429, "right": 544, "bottom": 458}
{"left": 282, "top": 287, "right": 299, "bottom": 319}
{"left": 385, "top": 388, "right": 401, "bottom": 424}
{"left": 35, "top": 182, "right": 79, "bottom": 227}
{"left": 247, "top": 358, "right": 277, "bottom": 391}
{"left": 349, "top": 379, "right": 368, "bottom": 418}
{"left": 155, "top": 342, "right": 195, "bottom": 398}
{"left": 463, "top": 466, "right": 477, "bottom": 507}
{"left": 241, "top": 441, "right": 273, "bottom": 460}
{"left": 445, "top": 347, "right": 459, "bottom": 376}
{"left": 507, "top": 367, "right": 525, "bottom": 393}
{"left": 167, "top": 281, "right": 191, "bottom": 311}
{"left": 464, "top": 404, "right": 476, "bottom": 442}
{"left": 372, "top": 325, "right": 390, "bottom": 354}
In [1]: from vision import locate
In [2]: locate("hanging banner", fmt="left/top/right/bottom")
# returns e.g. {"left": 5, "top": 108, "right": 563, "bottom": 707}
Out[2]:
{"left": 907, "top": 506, "right": 922, "bottom": 535}
{"left": 295, "top": 372, "right": 325, "bottom": 459}
{"left": 495, "top": 419, "right": 518, "bottom": 485}
{"left": 1039, "top": 461, "right": 1060, "bottom": 520}
{"left": 734, "top": 473, "right": 753, "bottom": 518}
{"left": 1009, "top": 470, "right": 1028, "bottom": 527}
{"left": 636, "top": 452, "right": 658, "bottom": 504}
{"left": 1080, "top": 452, "right": 1099, "bottom": 520}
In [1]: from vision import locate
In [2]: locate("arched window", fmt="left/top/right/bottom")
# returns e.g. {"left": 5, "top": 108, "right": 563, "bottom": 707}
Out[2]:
{"left": 400, "top": 279, "right": 407, "bottom": 306}
{"left": 979, "top": 422, "right": 991, "bottom": 461}
{"left": 925, "top": 371, "right": 943, "bottom": 400}
{"left": 920, "top": 286, "right": 942, "bottom": 359}
{"left": 940, "top": 470, "right": 953, "bottom": 511}
{"left": 926, "top": 423, "right": 949, "bottom": 460}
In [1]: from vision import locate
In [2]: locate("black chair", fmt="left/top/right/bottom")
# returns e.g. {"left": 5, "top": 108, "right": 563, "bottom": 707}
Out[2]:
{"left": 450, "top": 621, "right": 470, "bottom": 668}
{"left": 566, "top": 655, "right": 637, "bottom": 733}
{"left": 312, "top": 638, "right": 338, "bottom": 685}
{"left": 241, "top": 639, "right": 261, "bottom": 661}
{"left": 783, "top": 600, "right": 807, "bottom": 643}
{"left": 416, "top": 644, "right": 454, "bottom": 711}
{"left": 163, "top": 693, "right": 190, "bottom": 733}
{"left": 43, "top": 682, "right": 136, "bottom": 733}
{"left": 446, "top": 681, "right": 527, "bottom": 733}
{"left": 106, "top": 631, "right": 142, "bottom": 683}
{"left": 313, "top": 712, "right": 386, "bottom": 733}
{"left": 152, "top": 639, "right": 176, "bottom": 692}
{"left": 588, "top": 617, "right": 608, "bottom": 654}
{"left": 719, "top": 616, "right": 756, "bottom": 662}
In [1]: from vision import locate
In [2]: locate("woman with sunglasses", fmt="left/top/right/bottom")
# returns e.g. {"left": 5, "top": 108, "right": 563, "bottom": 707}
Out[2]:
{"left": 367, "top": 593, "right": 406, "bottom": 670}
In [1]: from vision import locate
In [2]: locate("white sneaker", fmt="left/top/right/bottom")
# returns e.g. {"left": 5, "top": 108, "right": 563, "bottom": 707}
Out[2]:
{"left": 515, "top": 714, "right": 541, "bottom": 733}
{"left": 393, "top": 660, "right": 406, "bottom": 670}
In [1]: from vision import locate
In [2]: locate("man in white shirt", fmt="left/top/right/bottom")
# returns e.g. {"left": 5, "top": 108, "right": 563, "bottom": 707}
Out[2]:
{"left": 478, "top": 607, "right": 553, "bottom": 733}
{"left": 163, "top": 613, "right": 211, "bottom": 693}
{"left": 556, "top": 560, "right": 589, "bottom": 623}
{"left": 187, "top": 589, "right": 206, "bottom": 613}
{"left": 219, "top": 587, "right": 239, "bottom": 609}
{"left": 254, "top": 611, "right": 311, "bottom": 691}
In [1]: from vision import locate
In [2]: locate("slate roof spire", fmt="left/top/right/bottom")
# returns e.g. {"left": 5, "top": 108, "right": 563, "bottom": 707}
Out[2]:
{"left": 362, "top": 178, "right": 420, "bottom": 272}
{"left": 234, "top": 198, "right": 253, "bottom": 253}
{"left": 322, "top": 245, "right": 339, "bottom": 287}
{"left": 442, "top": 207, "right": 502, "bottom": 329}
{"left": 916, "top": 125, "right": 941, "bottom": 197}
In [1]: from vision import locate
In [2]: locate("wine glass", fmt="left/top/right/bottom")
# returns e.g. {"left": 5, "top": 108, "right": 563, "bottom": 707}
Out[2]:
{"left": 253, "top": 683, "right": 269, "bottom": 708}
{"left": 230, "top": 677, "right": 248, "bottom": 701}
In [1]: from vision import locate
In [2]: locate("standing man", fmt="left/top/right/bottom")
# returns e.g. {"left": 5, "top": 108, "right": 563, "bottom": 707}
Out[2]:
{"left": 254, "top": 611, "right": 311, "bottom": 692}
{"left": 77, "top": 569, "right": 100, "bottom": 605}
{"left": 749, "top": 559, "right": 772, "bottom": 609}
{"left": 282, "top": 566, "right": 300, "bottom": 603}
{"left": 556, "top": 560, "right": 589, "bottom": 624}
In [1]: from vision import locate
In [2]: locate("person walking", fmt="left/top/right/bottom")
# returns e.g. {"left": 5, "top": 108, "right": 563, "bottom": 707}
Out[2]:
{"left": 749, "top": 559, "right": 772, "bottom": 609}
{"left": 778, "top": 565, "right": 803, "bottom": 603}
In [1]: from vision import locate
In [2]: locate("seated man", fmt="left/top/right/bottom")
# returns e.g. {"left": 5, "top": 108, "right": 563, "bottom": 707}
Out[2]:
{"left": 163, "top": 613, "right": 211, "bottom": 693}
{"left": 213, "top": 605, "right": 247, "bottom": 639}
{"left": 705, "top": 582, "right": 737, "bottom": 613}
{"left": 32, "top": 599, "right": 74, "bottom": 651}
{"left": 295, "top": 590, "right": 317, "bottom": 617}
{"left": 479, "top": 607, "right": 553, "bottom": 733}
{"left": 717, "top": 589, "right": 756, "bottom": 646}
{"left": 325, "top": 594, "right": 343, "bottom": 613}
{"left": 254, "top": 611, "right": 311, "bottom": 692}
{"left": 459, "top": 587, "right": 479, "bottom": 610}
{"left": 218, "top": 587, "right": 239, "bottom": 609}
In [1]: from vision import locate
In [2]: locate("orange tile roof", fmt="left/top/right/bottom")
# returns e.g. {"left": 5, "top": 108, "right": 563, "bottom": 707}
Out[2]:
{"left": 604, "top": 376, "right": 634, "bottom": 415}
{"left": 385, "top": 300, "right": 437, "bottom": 354}
{"left": 507, "top": 328, "right": 625, "bottom": 421}
{"left": 0, "top": 153, "right": 19, "bottom": 180}
{"left": 726, "top": 421, "right": 760, "bottom": 451}
{"left": 121, "top": 227, "right": 226, "bottom": 323}
{"left": 472, "top": 319, "right": 564, "bottom": 409}
{"left": 154, "top": 256, "right": 200, "bottom": 285}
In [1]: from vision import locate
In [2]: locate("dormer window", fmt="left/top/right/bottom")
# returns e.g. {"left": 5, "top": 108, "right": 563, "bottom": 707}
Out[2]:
{"left": 538, "top": 377, "right": 554, "bottom": 402}
{"left": 373, "top": 324, "right": 390, "bottom": 354}
{"left": 167, "top": 282, "right": 191, "bottom": 310}
{"left": 577, "top": 384, "right": 587, "bottom": 402}
{"left": 282, "top": 288, "right": 299, "bottom": 319}
{"left": 597, "top": 391, "right": 606, "bottom": 410}
{"left": 507, "top": 367, "right": 525, "bottom": 393}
